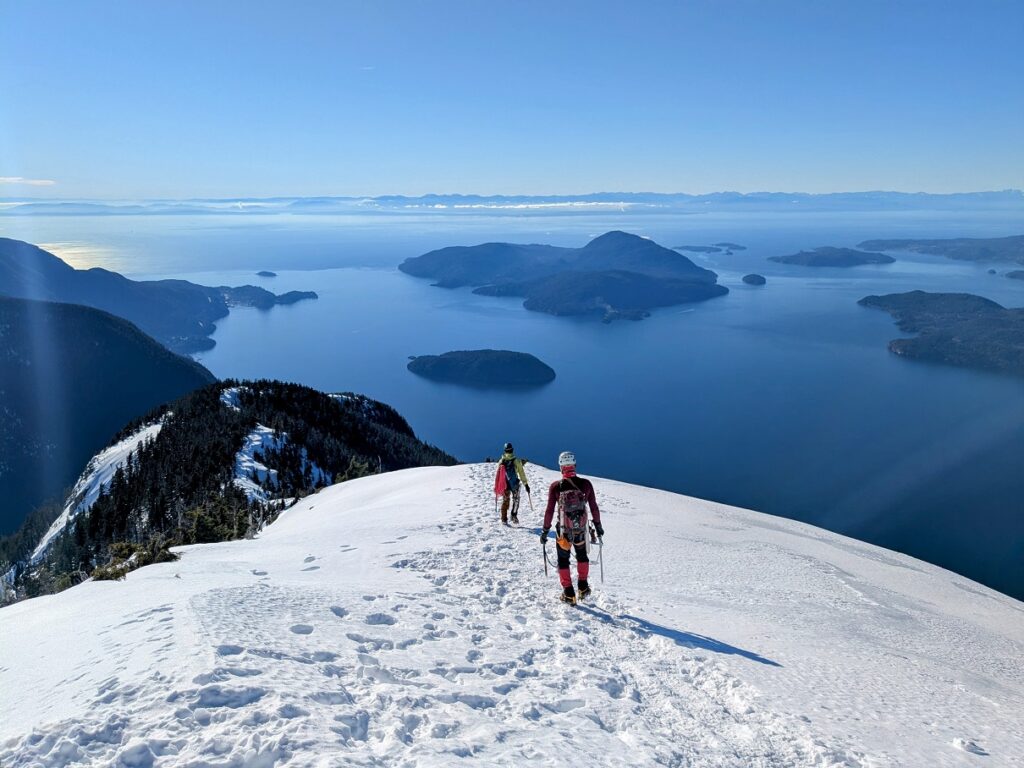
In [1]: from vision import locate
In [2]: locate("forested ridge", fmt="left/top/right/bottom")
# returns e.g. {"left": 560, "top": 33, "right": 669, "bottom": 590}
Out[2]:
{"left": 1, "top": 380, "right": 456, "bottom": 601}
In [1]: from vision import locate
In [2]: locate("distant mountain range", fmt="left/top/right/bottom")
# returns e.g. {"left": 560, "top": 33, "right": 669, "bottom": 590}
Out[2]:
{"left": 2, "top": 190, "right": 1022, "bottom": 216}
{"left": 400, "top": 231, "right": 728, "bottom": 322}
{"left": 0, "top": 296, "right": 215, "bottom": 536}
{"left": 0, "top": 238, "right": 317, "bottom": 352}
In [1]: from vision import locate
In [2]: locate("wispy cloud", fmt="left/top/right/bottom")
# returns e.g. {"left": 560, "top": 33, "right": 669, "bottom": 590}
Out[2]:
{"left": 0, "top": 176, "right": 56, "bottom": 186}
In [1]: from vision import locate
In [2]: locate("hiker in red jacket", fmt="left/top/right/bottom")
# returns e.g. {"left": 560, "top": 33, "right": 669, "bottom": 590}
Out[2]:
{"left": 542, "top": 451, "right": 603, "bottom": 604}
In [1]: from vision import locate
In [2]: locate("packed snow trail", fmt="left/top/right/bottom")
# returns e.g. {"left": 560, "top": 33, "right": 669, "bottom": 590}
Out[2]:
{"left": 2, "top": 465, "right": 1022, "bottom": 766}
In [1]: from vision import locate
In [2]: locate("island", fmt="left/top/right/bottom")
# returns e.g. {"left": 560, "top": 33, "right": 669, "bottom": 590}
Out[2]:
{"left": 858, "top": 291, "right": 1024, "bottom": 377}
{"left": 714, "top": 242, "right": 747, "bottom": 250}
{"left": 857, "top": 235, "right": 1024, "bottom": 264}
{"left": 769, "top": 247, "right": 895, "bottom": 267}
{"left": 742, "top": 274, "right": 767, "bottom": 286}
{"left": 1007, "top": 271, "right": 1024, "bottom": 281}
{"left": 219, "top": 286, "right": 318, "bottom": 309}
{"left": 399, "top": 231, "right": 728, "bottom": 322}
{"left": 407, "top": 350, "right": 556, "bottom": 388}
{"left": 257, "top": 270, "right": 277, "bottom": 277}
{"left": 988, "top": 269, "right": 998, "bottom": 275}
{"left": 673, "top": 245, "right": 722, "bottom": 253}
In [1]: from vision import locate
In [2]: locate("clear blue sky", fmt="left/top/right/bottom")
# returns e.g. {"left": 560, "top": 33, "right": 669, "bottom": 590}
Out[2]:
{"left": 1, "top": 0, "right": 1021, "bottom": 198}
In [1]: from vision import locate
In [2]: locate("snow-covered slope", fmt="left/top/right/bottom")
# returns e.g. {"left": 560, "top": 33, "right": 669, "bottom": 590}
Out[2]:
{"left": 29, "top": 420, "right": 165, "bottom": 563}
{"left": 2, "top": 464, "right": 1022, "bottom": 766}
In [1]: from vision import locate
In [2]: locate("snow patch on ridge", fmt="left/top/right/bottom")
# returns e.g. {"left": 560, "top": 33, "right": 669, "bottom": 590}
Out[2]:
{"left": 220, "top": 386, "right": 247, "bottom": 412}
{"left": 232, "top": 424, "right": 329, "bottom": 506}
{"left": 30, "top": 419, "right": 166, "bottom": 564}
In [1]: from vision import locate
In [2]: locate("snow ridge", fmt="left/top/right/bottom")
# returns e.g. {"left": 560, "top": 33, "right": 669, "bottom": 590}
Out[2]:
{"left": 29, "top": 420, "right": 166, "bottom": 564}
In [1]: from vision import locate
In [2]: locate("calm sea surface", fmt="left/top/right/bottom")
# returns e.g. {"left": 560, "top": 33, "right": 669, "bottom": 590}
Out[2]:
{"left": 3, "top": 210, "right": 1023, "bottom": 596}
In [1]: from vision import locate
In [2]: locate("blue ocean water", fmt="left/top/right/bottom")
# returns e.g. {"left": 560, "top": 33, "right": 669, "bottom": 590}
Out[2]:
{"left": 3, "top": 209, "right": 1023, "bottom": 595}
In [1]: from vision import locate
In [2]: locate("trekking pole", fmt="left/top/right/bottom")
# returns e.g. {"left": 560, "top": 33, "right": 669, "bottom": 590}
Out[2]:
{"left": 542, "top": 538, "right": 548, "bottom": 577}
{"left": 598, "top": 536, "right": 604, "bottom": 583}
{"left": 527, "top": 489, "right": 535, "bottom": 515}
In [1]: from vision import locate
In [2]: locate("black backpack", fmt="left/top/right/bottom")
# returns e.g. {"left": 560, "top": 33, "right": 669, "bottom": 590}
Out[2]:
{"left": 502, "top": 458, "right": 519, "bottom": 491}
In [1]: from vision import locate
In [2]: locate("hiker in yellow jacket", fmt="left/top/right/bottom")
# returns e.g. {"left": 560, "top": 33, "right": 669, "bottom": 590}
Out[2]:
{"left": 493, "top": 442, "right": 530, "bottom": 524}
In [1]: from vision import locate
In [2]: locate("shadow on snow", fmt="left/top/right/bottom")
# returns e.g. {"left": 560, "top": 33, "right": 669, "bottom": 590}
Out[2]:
{"left": 576, "top": 605, "right": 782, "bottom": 668}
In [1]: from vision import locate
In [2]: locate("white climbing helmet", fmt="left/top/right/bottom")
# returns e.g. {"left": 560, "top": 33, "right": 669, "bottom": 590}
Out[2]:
{"left": 558, "top": 451, "right": 576, "bottom": 468}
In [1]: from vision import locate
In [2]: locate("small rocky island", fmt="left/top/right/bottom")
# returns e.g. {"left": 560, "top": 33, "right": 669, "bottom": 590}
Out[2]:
{"left": 770, "top": 247, "right": 895, "bottom": 267}
{"left": 257, "top": 270, "right": 277, "bottom": 277}
{"left": 714, "top": 242, "right": 746, "bottom": 250}
{"left": 1007, "top": 270, "right": 1024, "bottom": 281}
{"left": 407, "top": 350, "right": 556, "bottom": 388}
{"left": 857, "top": 235, "right": 1024, "bottom": 264}
{"left": 859, "top": 291, "right": 1024, "bottom": 377}
{"left": 399, "top": 231, "right": 728, "bottom": 323}
{"left": 742, "top": 274, "right": 767, "bottom": 286}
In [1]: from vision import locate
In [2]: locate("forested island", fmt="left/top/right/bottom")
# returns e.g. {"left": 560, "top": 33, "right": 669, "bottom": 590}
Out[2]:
{"left": 743, "top": 274, "right": 767, "bottom": 285}
{"left": 407, "top": 350, "right": 556, "bottom": 388}
{"left": 1006, "top": 270, "right": 1024, "bottom": 281}
{"left": 857, "top": 235, "right": 1024, "bottom": 264}
{"left": 859, "top": 291, "right": 1024, "bottom": 377}
{"left": 399, "top": 231, "right": 728, "bottom": 322}
{"left": 257, "top": 270, "right": 277, "bottom": 277}
{"left": 770, "top": 247, "right": 895, "bottom": 267}
{"left": 219, "top": 285, "right": 318, "bottom": 309}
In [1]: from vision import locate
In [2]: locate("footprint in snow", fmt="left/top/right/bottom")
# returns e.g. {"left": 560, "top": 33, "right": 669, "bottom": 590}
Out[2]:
{"left": 303, "top": 555, "right": 317, "bottom": 563}
{"left": 330, "top": 606, "right": 349, "bottom": 618}
{"left": 290, "top": 624, "right": 315, "bottom": 635}
{"left": 545, "top": 698, "right": 586, "bottom": 713}
{"left": 251, "top": 569, "right": 268, "bottom": 576}
{"left": 302, "top": 566, "right": 320, "bottom": 571}
{"left": 364, "top": 613, "right": 397, "bottom": 626}
{"left": 216, "top": 644, "right": 244, "bottom": 656}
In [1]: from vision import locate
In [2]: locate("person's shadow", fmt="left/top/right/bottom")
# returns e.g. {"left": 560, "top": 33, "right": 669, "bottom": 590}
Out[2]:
{"left": 576, "top": 605, "right": 781, "bottom": 667}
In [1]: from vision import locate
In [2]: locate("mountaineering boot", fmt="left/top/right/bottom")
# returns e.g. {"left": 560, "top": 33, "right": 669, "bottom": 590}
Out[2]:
{"left": 511, "top": 512, "right": 519, "bottom": 525}
{"left": 560, "top": 585, "right": 577, "bottom": 605}
{"left": 577, "top": 579, "right": 591, "bottom": 600}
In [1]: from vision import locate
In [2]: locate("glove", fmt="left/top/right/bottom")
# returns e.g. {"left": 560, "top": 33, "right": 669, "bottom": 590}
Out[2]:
{"left": 594, "top": 523, "right": 604, "bottom": 537}
{"left": 525, "top": 484, "right": 531, "bottom": 494}
{"left": 540, "top": 528, "right": 549, "bottom": 544}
